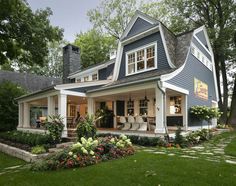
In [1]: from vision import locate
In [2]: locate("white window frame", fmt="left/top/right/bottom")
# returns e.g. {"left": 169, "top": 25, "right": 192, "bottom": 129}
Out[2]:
{"left": 125, "top": 42, "right": 157, "bottom": 76}
{"left": 191, "top": 43, "right": 212, "bottom": 71}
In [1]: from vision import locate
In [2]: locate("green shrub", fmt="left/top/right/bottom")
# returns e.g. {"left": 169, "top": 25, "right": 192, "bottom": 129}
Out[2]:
{"left": 174, "top": 127, "right": 185, "bottom": 147}
{"left": 76, "top": 115, "right": 98, "bottom": 140}
{"left": 44, "top": 115, "right": 64, "bottom": 144}
{"left": 31, "top": 145, "right": 46, "bottom": 154}
{"left": 0, "top": 80, "right": 26, "bottom": 132}
{"left": 0, "top": 130, "right": 52, "bottom": 146}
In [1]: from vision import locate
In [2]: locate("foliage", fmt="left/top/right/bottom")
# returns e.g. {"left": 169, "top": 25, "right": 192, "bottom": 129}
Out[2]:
{"left": 0, "top": 130, "right": 52, "bottom": 147}
{"left": 18, "top": 40, "right": 66, "bottom": 77}
{"left": 0, "top": 80, "right": 26, "bottom": 131}
{"left": 76, "top": 115, "right": 99, "bottom": 140}
{"left": 31, "top": 145, "right": 47, "bottom": 154}
{"left": 224, "top": 136, "right": 236, "bottom": 157}
{"left": 186, "top": 129, "right": 213, "bottom": 145}
{"left": 174, "top": 127, "right": 185, "bottom": 147}
{"left": 31, "top": 135, "right": 134, "bottom": 171}
{"left": 216, "top": 124, "right": 230, "bottom": 129}
{"left": 74, "top": 29, "right": 115, "bottom": 69}
{"left": 190, "top": 106, "right": 221, "bottom": 122}
{"left": 87, "top": 0, "right": 139, "bottom": 39}
{"left": 95, "top": 106, "right": 114, "bottom": 128}
{"left": 44, "top": 115, "right": 64, "bottom": 144}
{"left": 0, "top": 0, "right": 63, "bottom": 69}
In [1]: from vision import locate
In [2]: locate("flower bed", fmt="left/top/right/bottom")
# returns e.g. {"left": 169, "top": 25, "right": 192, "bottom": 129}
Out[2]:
{"left": 31, "top": 134, "right": 135, "bottom": 171}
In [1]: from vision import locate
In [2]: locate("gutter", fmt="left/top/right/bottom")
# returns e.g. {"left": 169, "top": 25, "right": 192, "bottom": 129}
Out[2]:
{"left": 157, "top": 80, "right": 169, "bottom": 141}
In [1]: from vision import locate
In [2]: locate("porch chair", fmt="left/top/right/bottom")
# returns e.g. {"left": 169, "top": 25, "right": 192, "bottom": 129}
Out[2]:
{"left": 120, "top": 116, "right": 131, "bottom": 130}
{"left": 136, "top": 116, "right": 147, "bottom": 131}
{"left": 129, "top": 116, "right": 140, "bottom": 131}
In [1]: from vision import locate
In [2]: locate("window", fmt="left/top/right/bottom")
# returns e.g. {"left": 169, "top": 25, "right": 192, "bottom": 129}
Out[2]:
{"left": 92, "top": 73, "right": 98, "bottom": 81}
{"left": 84, "top": 76, "right": 89, "bottom": 82}
{"left": 139, "top": 100, "right": 148, "bottom": 116}
{"left": 169, "top": 96, "right": 182, "bottom": 114}
{"left": 76, "top": 78, "right": 81, "bottom": 83}
{"left": 191, "top": 44, "right": 212, "bottom": 71}
{"left": 126, "top": 43, "right": 156, "bottom": 75}
{"left": 127, "top": 100, "right": 134, "bottom": 116}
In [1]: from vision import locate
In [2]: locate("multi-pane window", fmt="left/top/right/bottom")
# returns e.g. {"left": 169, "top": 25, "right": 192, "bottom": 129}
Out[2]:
{"left": 139, "top": 100, "right": 148, "bottom": 116}
{"left": 76, "top": 78, "right": 81, "bottom": 83}
{"left": 92, "top": 73, "right": 98, "bottom": 81}
{"left": 126, "top": 44, "right": 156, "bottom": 75}
{"left": 169, "top": 96, "right": 182, "bottom": 114}
{"left": 137, "top": 49, "right": 145, "bottom": 71}
{"left": 127, "top": 100, "right": 134, "bottom": 116}
{"left": 191, "top": 44, "right": 212, "bottom": 71}
{"left": 84, "top": 76, "right": 89, "bottom": 82}
{"left": 128, "top": 53, "right": 135, "bottom": 74}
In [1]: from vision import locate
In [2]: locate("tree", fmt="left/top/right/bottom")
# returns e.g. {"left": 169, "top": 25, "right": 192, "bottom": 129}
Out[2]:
{"left": 87, "top": 0, "right": 139, "bottom": 39}
{"left": 0, "top": 80, "right": 26, "bottom": 131}
{"left": 15, "top": 40, "right": 66, "bottom": 77}
{"left": 0, "top": 0, "right": 63, "bottom": 68}
{"left": 74, "top": 29, "right": 115, "bottom": 69}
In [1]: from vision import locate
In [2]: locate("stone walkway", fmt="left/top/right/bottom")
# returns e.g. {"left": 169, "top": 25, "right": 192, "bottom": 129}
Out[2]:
{"left": 139, "top": 135, "right": 236, "bottom": 165}
{"left": 0, "top": 164, "right": 27, "bottom": 176}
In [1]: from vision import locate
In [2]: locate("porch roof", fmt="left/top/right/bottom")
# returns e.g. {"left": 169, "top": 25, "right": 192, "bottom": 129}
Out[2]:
{"left": 66, "top": 85, "right": 104, "bottom": 93}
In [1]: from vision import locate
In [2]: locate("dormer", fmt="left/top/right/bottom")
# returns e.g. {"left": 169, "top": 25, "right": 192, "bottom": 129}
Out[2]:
{"left": 113, "top": 11, "right": 177, "bottom": 81}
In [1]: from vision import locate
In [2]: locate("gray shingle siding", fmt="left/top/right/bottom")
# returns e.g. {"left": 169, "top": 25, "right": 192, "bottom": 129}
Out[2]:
{"left": 192, "top": 37, "right": 211, "bottom": 61}
{"left": 126, "top": 18, "right": 154, "bottom": 39}
{"left": 196, "top": 31, "right": 208, "bottom": 49}
{"left": 118, "top": 32, "right": 171, "bottom": 80}
{"left": 98, "top": 63, "right": 115, "bottom": 80}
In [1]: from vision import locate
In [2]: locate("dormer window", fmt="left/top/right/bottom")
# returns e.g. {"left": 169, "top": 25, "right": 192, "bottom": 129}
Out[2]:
{"left": 92, "top": 73, "right": 98, "bottom": 81}
{"left": 126, "top": 43, "right": 157, "bottom": 76}
{"left": 84, "top": 76, "right": 89, "bottom": 82}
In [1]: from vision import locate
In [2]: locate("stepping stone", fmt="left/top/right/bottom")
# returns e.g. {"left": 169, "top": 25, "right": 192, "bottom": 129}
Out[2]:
{"left": 225, "top": 160, "right": 236, "bottom": 165}
{"left": 4, "top": 165, "right": 22, "bottom": 170}
{"left": 180, "top": 155, "right": 198, "bottom": 159}
{"left": 213, "top": 151, "right": 224, "bottom": 154}
{"left": 205, "top": 158, "right": 220, "bottom": 163}
{"left": 183, "top": 150, "right": 196, "bottom": 153}
{"left": 143, "top": 149, "right": 155, "bottom": 152}
{"left": 199, "top": 152, "right": 214, "bottom": 155}
{"left": 168, "top": 153, "right": 175, "bottom": 156}
{"left": 153, "top": 151, "right": 166, "bottom": 154}
{"left": 191, "top": 146, "right": 205, "bottom": 150}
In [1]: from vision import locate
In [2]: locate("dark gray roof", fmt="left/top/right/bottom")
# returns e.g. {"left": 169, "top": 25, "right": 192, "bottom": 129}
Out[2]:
{"left": 0, "top": 70, "right": 61, "bottom": 92}
{"left": 69, "top": 58, "right": 116, "bottom": 77}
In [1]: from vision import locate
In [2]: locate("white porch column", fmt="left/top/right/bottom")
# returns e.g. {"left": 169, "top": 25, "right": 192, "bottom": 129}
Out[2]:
{"left": 87, "top": 97, "right": 95, "bottom": 115}
{"left": 155, "top": 85, "right": 166, "bottom": 133}
{"left": 47, "top": 96, "right": 56, "bottom": 119}
{"left": 18, "top": 103, "right": 23, "bottom": 128}
{"left": 183, "top": 94, "right": 188, "bottom": 131}
{"left": 113, "top": 101, "right": 117, "bottom": 128}
{"left": 58, "top": 94, "right": 67, "bottom": 137}
{"left": 23, "top": 102, "right": 30, "bottom": 128}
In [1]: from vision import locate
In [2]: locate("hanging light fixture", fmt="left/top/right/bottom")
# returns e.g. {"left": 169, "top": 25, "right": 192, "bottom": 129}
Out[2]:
{"left": 128, "top": 93, "right": 132, "bottom": 104}
{"left": 144, "top": 90, "right": 149, "bottom": 103}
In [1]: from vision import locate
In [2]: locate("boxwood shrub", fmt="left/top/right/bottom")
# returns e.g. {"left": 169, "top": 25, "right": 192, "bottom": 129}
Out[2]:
{"left": 0, "top": 130, "right": 53, "bottom": 146}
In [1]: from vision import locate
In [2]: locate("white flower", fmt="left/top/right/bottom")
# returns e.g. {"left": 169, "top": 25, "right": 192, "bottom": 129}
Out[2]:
{"left": 90, "top": 150, "right": 95, "bottom": 155}
{"left": 110, "top": 138, "right": 115, "bottom": 143}
{"left": 68, "top": 151, "right": 73, "bottom": 156}
{"left": 93, "top": 140, "right": 98, "bottom": 146}
{"left": 83, "top": 149, "right": 88, "bottom": 154}
{"left": 88, "top": 137, "right": 93, "bottom": 142}
{"left": 73, "top": 154, "right": 77, "bottom": 159}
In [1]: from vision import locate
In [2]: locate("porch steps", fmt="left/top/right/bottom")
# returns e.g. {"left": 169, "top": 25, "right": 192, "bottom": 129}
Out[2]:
{"left": 67, "top": 128, "right": 77, "bottom": 141}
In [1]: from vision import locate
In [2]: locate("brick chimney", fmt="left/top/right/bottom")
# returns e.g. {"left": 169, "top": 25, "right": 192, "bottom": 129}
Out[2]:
{"left": 62, "top": 44, "right": 81, "bottom": 83}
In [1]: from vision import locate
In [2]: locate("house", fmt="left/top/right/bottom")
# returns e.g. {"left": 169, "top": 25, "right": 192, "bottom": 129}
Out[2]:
{"left": 16, "top": 11, "right": 219, "bottom": 137}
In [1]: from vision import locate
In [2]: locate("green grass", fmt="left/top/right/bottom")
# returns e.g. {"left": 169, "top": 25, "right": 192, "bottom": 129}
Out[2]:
{"left": 0, "top": 152, "right": 25, "bottom": 170}
{"left": 225, "top": 136, "right": 236, "bottom": 157}
{"left": 0, "top": 151, "right": 236, "bottom": 186}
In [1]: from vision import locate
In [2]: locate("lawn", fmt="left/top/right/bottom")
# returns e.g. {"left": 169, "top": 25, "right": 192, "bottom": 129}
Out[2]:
{"left": 225, "top": 136, "right": 236, "bottom": 157}
{"left": 1, "top": 131, "right": 236, "bottom": 186}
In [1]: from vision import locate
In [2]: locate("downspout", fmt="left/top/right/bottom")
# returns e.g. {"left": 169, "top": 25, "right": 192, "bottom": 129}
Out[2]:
{"left": 157, "top": 80, "right": 169, "bottom": 141}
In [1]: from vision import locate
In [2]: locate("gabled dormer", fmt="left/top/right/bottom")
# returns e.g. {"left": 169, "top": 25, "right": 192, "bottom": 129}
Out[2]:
{"left": 113, "top": 11, "right": 177, "bottom": 81}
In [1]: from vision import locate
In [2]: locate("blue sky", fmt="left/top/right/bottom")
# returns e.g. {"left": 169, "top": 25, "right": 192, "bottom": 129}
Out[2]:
{"left": 27, "top": 0, "right": 101, "bottom": 42}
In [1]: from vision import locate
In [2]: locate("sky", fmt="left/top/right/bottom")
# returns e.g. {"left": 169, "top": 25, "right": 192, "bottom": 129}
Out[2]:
{"left": 27, "top": 0, "right": 101, "bottom": 42}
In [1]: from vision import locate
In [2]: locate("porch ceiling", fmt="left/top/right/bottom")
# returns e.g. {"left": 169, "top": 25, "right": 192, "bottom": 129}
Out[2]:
{"left": 68, "top": 95, "right": 87, "bottom": 105}
{"left": 94, "top": 88, "right": 155, "bottom": 101}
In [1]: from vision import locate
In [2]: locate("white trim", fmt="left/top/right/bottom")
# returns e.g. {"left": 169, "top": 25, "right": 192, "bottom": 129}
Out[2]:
{"left": 125, "top": 42, "right": 157, "bottom": 76}
{"left": 60, "top": 90, "right": 86, "bottom": 97}
{"left": 112, "top": 42, "right": 123, "bottom": 81}
{"left": 68, "top": 60, "right": 115, "bottom": 79}
{"left": 159, "top": 24, "right": 176, "bottom": 68}
{"left": 55, "top": 80, "right": 112, "bottom": 90}
{"left": 193, "top": 35, "right": 212, "bottom": 56}
{"left": 120, "top": 11, "right": 157, "bottom": 40}
{"left": 18, "top": 90, "right": 59, "bottom": 103}
{"left": 184, "top": 94, "right": 188, "bottom": 131}
{"left": 162, "top": 82, "right": 189, "bottom": 95}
